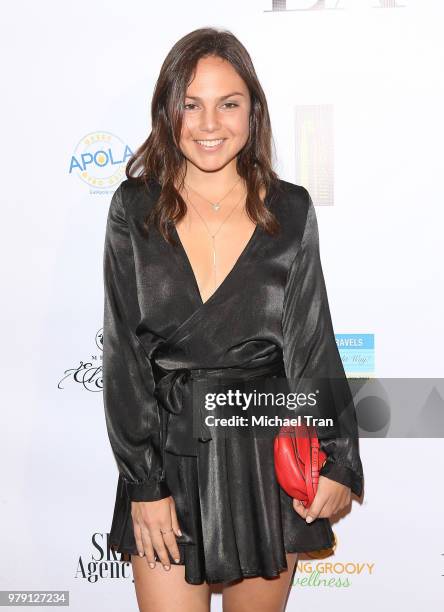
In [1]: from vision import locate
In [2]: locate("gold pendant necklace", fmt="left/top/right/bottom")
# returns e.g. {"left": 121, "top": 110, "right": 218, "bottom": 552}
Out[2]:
{"left": 184, "top": 177, "right": 242, "bottom": 213}
{"left": 185, "top": 188, "right": 247, "bottom": 293}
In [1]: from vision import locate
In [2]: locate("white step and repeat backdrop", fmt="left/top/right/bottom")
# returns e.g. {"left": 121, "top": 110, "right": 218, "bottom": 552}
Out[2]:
{"left": 1, "top": 1, "right": 443, "bottom": 610}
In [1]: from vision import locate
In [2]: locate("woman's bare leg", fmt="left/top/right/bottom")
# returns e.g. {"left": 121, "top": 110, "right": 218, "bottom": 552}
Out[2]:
{"left": 222, "top": 553, "right": 298, "bottom": 612}
{"left": 131, "top": 555, "right": 211, "bottom": 612}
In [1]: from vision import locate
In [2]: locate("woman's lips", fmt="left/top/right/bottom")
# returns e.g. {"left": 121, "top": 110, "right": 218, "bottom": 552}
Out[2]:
{"left": 194, "top": 139, "right": 226, "bottom": 153}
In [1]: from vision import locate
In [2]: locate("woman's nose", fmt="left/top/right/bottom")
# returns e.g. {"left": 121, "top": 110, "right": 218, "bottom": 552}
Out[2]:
{"left": 199, "top": 108, "right": 220, "bottom": 132}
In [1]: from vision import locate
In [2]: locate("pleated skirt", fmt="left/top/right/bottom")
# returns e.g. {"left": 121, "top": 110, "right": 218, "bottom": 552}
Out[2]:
{"left": 108, "top": 434, "right": 335, "bottom": 585}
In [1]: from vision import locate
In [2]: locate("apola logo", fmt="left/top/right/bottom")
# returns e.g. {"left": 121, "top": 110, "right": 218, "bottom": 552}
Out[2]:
{"left": 69, "top": 131, "right": 133, "bottom": 191}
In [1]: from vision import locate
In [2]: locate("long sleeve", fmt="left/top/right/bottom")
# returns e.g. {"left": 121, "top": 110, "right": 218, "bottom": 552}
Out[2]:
{"left": 102, "top": 183, "right": 171, "bottom": 502}
{"left": 281, "top": 187, "right": 364, "bottom": 497}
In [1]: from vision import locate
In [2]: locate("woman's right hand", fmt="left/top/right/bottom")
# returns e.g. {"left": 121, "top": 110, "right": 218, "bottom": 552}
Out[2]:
{"left": 131, "top": 496, "right": 182, "bottom": 570}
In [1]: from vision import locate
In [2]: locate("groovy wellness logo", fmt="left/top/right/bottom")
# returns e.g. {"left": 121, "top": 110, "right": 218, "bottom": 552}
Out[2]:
{"left": 69, "top": 131, "right": 133, "bottom": 192}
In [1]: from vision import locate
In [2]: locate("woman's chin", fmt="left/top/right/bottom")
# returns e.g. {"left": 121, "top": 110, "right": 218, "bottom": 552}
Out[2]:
{"left": 186, "top": 154, "right": 236, "bottom": 173}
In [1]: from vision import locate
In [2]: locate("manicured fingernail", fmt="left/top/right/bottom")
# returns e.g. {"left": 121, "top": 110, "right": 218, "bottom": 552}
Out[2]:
{"left": 163, "top": 564, "right": 170, "bottom": 570}
{"left": 149, "top": 562, "right": 155, "bottom": 568}
{"left": 174, "top": 558, "right": 180, "bottom": 563}
{"left": 177, "top": 529, "right": 183, "bottom": 536}
{"left": 139, "top": 552, "right": 144, "bottom": 557}
{"left": 306, "top": 516, "right": 313, "bottom": 523}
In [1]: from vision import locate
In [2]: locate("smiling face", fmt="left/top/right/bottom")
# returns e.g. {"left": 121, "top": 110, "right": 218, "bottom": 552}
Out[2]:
{"left": 179, "top": 55, "right": 252, "bottom": 174}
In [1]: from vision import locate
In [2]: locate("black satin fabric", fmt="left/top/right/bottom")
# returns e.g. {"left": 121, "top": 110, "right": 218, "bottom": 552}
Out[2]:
{"left": 102, "top": 177, "right": 364, "bottom": 585}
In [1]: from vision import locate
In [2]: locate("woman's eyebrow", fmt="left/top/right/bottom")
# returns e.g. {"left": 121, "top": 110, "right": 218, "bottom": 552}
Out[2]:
{"left": 185, "top": 92, "right": 245, "bottom": 101}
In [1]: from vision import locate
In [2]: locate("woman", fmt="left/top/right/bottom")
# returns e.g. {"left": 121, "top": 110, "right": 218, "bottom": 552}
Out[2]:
{"left": 102, "top": 27, "right": 364, "bottom": 612}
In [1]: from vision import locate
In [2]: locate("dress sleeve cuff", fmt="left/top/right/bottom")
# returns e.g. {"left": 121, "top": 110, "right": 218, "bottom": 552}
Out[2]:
{"left": 319, "top": 459, "right": 363, "bottom": 498}
{"left": 124, "top": 478, "right": 171, "bottom": 502}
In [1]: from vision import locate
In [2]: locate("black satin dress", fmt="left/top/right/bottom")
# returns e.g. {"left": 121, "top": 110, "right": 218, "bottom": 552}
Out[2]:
{"left": 102, "top": 176, "right": 364, "bottom": 585}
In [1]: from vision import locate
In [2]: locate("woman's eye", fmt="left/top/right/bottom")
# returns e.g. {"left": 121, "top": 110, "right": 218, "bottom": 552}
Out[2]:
{"left": 183, "top": 102, "right": 239, "bottom": 110}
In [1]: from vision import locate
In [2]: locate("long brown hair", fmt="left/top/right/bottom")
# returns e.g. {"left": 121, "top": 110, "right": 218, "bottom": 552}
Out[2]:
{"left": 125, "top": 27, "right": 283, "bottom": 244}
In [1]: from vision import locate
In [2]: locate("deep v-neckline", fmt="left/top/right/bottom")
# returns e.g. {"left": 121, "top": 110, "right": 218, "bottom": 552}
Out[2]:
{"left": 173, "top": 221, "right": 259, "bottom": 308}
{"left": 172, "top": 183, "right": 274, "bottom": 308}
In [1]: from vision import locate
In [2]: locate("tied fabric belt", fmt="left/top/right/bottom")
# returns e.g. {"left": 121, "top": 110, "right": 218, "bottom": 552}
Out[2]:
{"left": 152, "top": 359, "right": 286, "bottom": 468}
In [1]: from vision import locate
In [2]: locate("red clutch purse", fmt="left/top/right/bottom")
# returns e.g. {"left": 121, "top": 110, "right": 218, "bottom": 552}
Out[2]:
{"left": 274, "top": 424, "right": 327, "bottom": 508}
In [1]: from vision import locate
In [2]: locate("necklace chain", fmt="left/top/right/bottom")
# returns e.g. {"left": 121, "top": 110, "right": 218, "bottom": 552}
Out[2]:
{"left": 182, "top": 187, "right": 248, "bottom": 296}
{"left": 184, "top": 177, "right": 242, "bottom": 212}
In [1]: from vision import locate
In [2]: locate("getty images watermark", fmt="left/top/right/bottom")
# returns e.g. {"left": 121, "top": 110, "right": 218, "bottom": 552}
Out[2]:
{"left": 189, "top": 377, "right": 444, "bottom": 439}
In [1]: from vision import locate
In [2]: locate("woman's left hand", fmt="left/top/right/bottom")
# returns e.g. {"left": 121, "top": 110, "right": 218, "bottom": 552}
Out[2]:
{"left": 292, "top": 475, "right": 351, "bottom": 523}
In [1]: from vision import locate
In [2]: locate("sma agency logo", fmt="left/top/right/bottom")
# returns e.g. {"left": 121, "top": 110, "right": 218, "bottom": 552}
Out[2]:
{"left": 75, "top": 532, "right": 133, "bottom": 583}
{"left": 69, "top": 131, "right": 133, "bottom": 192}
